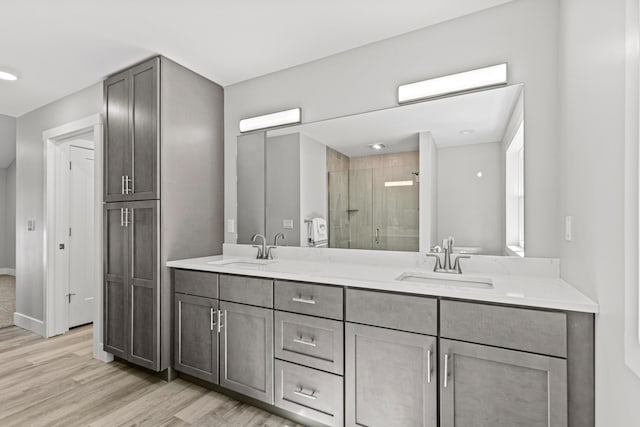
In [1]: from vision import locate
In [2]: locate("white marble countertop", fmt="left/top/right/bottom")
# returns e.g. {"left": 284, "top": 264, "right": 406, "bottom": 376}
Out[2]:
{"left": 167, "top": 254, "right": 599, "bottom": 313}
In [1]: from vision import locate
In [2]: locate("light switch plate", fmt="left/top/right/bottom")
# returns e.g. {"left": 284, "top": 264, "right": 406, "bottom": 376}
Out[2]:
{"left": 283, "top": 219, "right": 294, "bottom": 229}
{"left": 227, "top": 219, "right": 235, "bottom": 233}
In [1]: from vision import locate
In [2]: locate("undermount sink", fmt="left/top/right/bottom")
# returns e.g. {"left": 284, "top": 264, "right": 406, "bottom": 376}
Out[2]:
{"left": 207, "top": 258, "right": 277, "bottom": 269}
{"left": 395, "top": 271, "right": 493, "bottom": 289}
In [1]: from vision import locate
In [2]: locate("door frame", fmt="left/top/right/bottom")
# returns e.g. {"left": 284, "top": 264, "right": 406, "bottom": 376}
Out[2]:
{"left": 42, "top": 114, "right": 112, "bottom": 362}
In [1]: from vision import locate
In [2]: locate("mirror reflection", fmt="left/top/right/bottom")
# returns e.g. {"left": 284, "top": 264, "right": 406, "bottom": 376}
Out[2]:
{"left": 236, "top": 84, "right": 524, "bottom": 256}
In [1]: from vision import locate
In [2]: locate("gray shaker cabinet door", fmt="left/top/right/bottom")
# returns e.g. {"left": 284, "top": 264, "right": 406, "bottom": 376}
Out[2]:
{"left": 345, "top": 323, "right": 437, "bottom": 427}
{"left": 104, "top": 71, "right": 130, "bottom": 203}
{"left": 174, "top": 294, "right": 219, "bottom": 384}
{"left": 219, "top": 301, "right": 274, "bottom": 404}
{"left": 440, "top": 339, "right": 568, "bottom": 427}
{"left": 129, "top": 58, "right": 160, "bottom": 201}
{"left": 103, "top": 203, "right": 129, "bottom": 359}
{"left": 128, "top": 200, "right": 160, "bottom": 371}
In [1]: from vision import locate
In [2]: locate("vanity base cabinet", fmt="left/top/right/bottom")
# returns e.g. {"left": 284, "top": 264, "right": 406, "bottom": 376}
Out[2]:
{"left": 345, "top": 322, "right": 437, "bottom": 427}
{"left": 220, "top": 301, "right": 274, "bottom": 405}
{"left": 174, "top": 294, "right": 219, "bottom": 384}
{"left": 440, "top": 338, "right": 567, "bottom": 427}
{"left": 274, "top": 359, "right": 344, "bottom": 427}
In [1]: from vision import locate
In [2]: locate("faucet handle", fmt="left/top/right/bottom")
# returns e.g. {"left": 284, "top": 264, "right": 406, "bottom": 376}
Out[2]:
{"left": 265, "top": 246, "right": 277, "bottom": 260}
{"left": 453, "top": 255, "right": 470, "bottom": 274}
{"left": 426, "top": 254, "right": 443, "bottom": 272}
{"left": 252, "top": 245, "right": 263, "bottom": 259}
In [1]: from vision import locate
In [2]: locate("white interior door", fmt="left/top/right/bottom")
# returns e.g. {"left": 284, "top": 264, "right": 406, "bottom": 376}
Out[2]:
{"left": 67, "top": 145, "right": 95, "bottom": 327}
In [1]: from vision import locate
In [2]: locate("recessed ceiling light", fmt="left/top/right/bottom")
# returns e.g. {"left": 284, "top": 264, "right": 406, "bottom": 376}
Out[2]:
{"left": 0, "top": 71, "right": 18, "bottom": 81}
{"left": 369, "top": 143, "right": 385, "bottom": 150}
{"left": 460, "top": 129, "right": 475, "bottom": 135}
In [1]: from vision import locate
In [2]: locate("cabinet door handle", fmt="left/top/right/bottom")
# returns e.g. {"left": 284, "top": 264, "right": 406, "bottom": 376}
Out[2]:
{"left": 125, "top": 175, "right": 132, "bottom": 194}
{"left": 444, "top": 353, "right": 450, "bottom": 388}
{"left": 217, "top": 310, "right": 225, "bottom": 333}
{"left": 120, "top": 208, "right": 124, "bottom": 227}
{"left": 292, "top": 296, "right": 316, "bottom": 305}
{"left": 375, "top": 228, "right": 380, "bottom": 244}
{"left": 427, "top": 349, "right": 432, "bottom": 384}
{"left": 210, "top": 308, "right": 215, "bottom": 331}
{"left": 293, "top": 388, "right": 317, "bottom": 400}
{"left": 121, "top": 175, "right": 125, "bottom": 195}
{"left": 293, "top": 336, "right": 317, "bottom": 347}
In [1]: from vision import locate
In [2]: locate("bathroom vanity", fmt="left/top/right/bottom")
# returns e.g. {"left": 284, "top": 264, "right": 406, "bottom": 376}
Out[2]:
{"left": 168, "top": 254, "right": 596, "bottom": 427}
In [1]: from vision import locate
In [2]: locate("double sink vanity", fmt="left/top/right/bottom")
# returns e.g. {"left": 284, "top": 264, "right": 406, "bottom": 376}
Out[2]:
{"left": 167, "top": 251, "right": 597, "bottom": 427}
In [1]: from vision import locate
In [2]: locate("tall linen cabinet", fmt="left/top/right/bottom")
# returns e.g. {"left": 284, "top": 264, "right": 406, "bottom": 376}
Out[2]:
{"left": 102, "top": 56, "right": 224, "bottom": 373}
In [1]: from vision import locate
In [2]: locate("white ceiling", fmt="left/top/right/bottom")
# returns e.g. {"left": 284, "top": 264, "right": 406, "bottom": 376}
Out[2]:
{"left": 269, "top": 85, "right": 523, "bottom": 157}
{"left": 0, "top": 0, "right": 511, "bottom": 117}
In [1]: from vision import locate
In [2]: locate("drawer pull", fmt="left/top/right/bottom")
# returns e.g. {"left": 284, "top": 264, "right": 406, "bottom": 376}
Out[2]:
{"left": 292, "top": 296, "right": 316, "bottom": 305}
{"left": 293, "top": 388, "right": 317, "bottom": 400}
{"left": 293, "top": 336, "right": 317, "bottom": 347}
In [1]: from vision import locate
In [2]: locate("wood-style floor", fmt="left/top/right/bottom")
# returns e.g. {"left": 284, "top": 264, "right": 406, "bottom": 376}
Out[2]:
{"left": 0, "top": 325, "right": 304, "bottom": 427}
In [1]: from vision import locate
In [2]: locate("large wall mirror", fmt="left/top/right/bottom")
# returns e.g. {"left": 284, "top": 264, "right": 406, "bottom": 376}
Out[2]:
{"left": 237, "top": 84, "right": 524, "bottom": 256}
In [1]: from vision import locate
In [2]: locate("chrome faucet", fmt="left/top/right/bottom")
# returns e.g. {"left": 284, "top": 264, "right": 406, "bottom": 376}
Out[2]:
{"left": 265, "top": 233, "right": 286, "bottom": 260}
{"left": 426, "top": 236, "right": 470, "bottom": 274}
{"left": 251, "top": 234, "right": 267, "bottom": 259}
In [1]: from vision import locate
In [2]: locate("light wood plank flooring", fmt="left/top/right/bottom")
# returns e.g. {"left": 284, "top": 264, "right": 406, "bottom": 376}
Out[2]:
{"left": 0, "top": 275, "right": 16, "bottom": 328}
{"left": 0, "top": 325, "right": 304, "bottom": 427}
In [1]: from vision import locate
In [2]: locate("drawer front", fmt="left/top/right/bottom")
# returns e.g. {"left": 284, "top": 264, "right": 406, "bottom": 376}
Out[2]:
{"left": 440, "top": 300, "right": 567, "bottom": 358}
{"left": 275, "top": 311, "right": 344, "bottom": 375}
{"left": 346, "top": 288, "right": 437, "bottom": 335}
{"left": 219, "top": 274, "right": 273, "bottom": 308}
{"left": 275, "top": 360, "right": 344, "bottom": 427}
{"left": 174, "top": 269, "right": 218, "bottom": 299}
{"left": 275, "top": 280, "right": 343, "bottom": 320}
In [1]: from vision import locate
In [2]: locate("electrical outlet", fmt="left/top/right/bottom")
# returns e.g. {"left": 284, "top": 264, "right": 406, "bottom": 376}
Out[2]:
{"left": 283, "top": 219, "right": 294, "bottom": 229}
{"left": 27, "top": 219, "right": 36, "bottom": 231}
{"left": 565, "top": 216, "right": 572, "bottom": 242}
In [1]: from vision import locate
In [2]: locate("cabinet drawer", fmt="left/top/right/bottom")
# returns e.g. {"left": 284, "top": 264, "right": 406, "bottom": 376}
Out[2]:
{"left": 346, "top": 288, "right": 437, "bottom": 335}
{"left": 219, "top": 274, "right": 273, "bottom": 308}
{"left": 174, "top": 269, "right": 218, "bottom": 299}
{"left": 275, "top": 311, "right": 344, "bottom": 375}
{"left": 275, "top": 360, "right": 344, "bottom": 427}
{"left": 440, "top": 300, "right": 567, "bottom": 358}
{"left": 275, "top": 280, "right": 343, "bottom": 320}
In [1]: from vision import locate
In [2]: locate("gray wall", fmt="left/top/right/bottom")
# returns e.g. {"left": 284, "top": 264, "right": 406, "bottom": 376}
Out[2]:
{"left": 16, "top": 83, "right": 102, "bottom": 321}
{"left": 6, "top": 160, "right": 16, "bottom": 269}
{"left": 559, "top": 0, "right": 640, "bottom": 425}
{"left": 0, "top": 160, "right": 16, "bottom": 269}
{"left": 224, "top": 0, "right": 561, "bottom": 258}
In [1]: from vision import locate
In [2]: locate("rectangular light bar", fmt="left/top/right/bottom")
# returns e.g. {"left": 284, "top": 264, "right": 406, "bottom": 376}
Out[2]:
{"left": 398, "top": 63, "right": 508, "bottom": 104}
{"left": 384, "top": 180, "right": 414, "bottom": 188}
{"left": 239, "top": 108, "right": 301, "bottom": 133}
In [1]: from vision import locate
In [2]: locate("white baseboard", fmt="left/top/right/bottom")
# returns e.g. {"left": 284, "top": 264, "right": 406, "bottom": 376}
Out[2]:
{"left": 0, "top": 268, "right": 16, "bottom": 276}
{"left": 93, "top": 342, "right": 114, "bottom": 363}
{"left": 13, "top": 312, "right": 45, "bottom": 336}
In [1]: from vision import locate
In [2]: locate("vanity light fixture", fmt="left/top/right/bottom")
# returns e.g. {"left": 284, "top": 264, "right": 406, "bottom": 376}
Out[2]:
{"left": 0, "top": 70, "right": 18, "bottom": 81}
{"left": 384, "top": 180, "right": 414, "bottom": 187}
{"left": 239, "top": 108, "right": 301, "bottom": 133}
{"left": 369, "top": 143, "right": 385, "bottom": 150}
{"left": 397, "top": 63, "right": 508, "bottom": 104}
